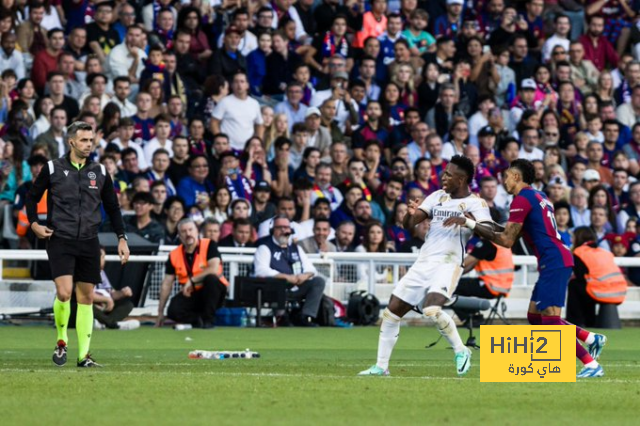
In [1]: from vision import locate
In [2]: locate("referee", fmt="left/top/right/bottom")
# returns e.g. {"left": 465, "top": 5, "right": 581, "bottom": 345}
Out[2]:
{"left": 25, "top": 121, "right": 130, "bottom": 368}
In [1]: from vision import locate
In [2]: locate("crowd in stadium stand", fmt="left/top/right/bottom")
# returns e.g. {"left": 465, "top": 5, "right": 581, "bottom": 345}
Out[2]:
{"left": 3, "top": 0, "right": 640, "bottom": 288}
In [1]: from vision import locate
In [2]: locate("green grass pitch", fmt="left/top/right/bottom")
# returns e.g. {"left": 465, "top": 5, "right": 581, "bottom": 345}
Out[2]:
{"left": 1, "top": 325, "right": 639, "bottom": 426}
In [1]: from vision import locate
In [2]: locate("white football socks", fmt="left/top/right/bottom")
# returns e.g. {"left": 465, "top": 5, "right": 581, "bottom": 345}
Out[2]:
{"left": 376, "top": 308, "right": 401, "bottom": 370}
{"left": 434, "top": 310, "right": 466, "bottom": 353}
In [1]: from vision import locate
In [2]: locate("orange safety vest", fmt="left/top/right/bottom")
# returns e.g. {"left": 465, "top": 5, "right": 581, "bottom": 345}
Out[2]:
{"left": 16, "top": 190, "right": 48, "bottom": 237}
{"left": 169, "top": 238, "right": 229, "bottom": 290}
{"left": 475, "top": 243, "right": 515, "bottom": 297}
{"left": 574, "top": 245, "right": 627, "bottom": 304}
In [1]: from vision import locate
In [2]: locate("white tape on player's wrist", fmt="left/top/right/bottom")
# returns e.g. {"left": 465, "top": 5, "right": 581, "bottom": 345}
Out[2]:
{"left": 465, "top": 218, "right": 477, "bottom": 230}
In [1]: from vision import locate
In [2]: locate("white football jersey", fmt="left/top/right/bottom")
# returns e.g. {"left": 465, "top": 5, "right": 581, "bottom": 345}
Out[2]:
{"left": 417, "top": 190, "right": 491, "bottom": 264}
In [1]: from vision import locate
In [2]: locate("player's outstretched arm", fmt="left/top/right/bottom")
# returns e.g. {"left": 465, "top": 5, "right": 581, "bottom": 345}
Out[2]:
{"left": 403, "top": 198, "right": 429, "bottom": 229}
{"left": 473, "top": 221, "right": 522, "bottom": 248}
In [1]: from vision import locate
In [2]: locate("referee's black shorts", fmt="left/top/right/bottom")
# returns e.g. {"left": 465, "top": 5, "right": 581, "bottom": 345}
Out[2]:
{"left": 46, "top": 235, "right": 101, "bottom": 284}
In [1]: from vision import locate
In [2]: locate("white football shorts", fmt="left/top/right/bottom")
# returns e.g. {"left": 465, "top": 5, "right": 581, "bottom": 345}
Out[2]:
{"left": 391, "top": 261, "right": 463, "bottom": 306}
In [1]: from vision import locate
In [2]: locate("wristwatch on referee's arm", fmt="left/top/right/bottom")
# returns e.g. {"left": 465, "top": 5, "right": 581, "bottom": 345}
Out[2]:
{"left": 118, "top": 234, "right": 128, "bottom": 241}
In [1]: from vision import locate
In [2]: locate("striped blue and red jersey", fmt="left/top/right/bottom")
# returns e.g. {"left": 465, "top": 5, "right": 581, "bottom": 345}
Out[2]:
{"left": 508, "top": 187, "right": 574, "bottom": 271}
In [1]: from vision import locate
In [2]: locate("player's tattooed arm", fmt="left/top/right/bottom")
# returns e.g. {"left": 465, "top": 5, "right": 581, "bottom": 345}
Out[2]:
{"left": 473, "top": 221, "right": 523, "bottom": 248}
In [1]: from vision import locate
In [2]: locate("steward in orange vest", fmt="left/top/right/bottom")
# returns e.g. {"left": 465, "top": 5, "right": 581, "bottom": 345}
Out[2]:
{"left": 156, "top": 219, "right": 229, "bottom": 328}
{"left": 13, "top": 154, "right": 49, "bottom": 249}
{"left": 455, "top": 239, "right": 514, "bottom": 300}
{"left": 567, "top": 227, "right": 628, "bottom": 328}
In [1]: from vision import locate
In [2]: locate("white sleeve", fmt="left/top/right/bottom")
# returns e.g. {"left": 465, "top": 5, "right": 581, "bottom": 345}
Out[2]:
{"left": 15, "top": 53, "right": 26, "bottom": 81}
{"left": 135, "top": 144, "right": 149, "bottom": 170}
{"left": 417, "top": 190, "right": 441, "bottom": 217}
{"left": 297, "top": 246, "right": 317, "bottom": 276}
{"left": 468, "top": 197, "right": 492, "bottom": 223}
{"left": 288, "top": 6, "right": 308, "bottom": 40}
{"left": 211, "top": 99, "right": 226, "bottom": 121}
{"left": 254, "top": 244, "right": 280, "bottom": 277}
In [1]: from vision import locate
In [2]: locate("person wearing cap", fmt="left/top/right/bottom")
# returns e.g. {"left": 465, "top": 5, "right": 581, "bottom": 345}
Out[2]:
{"left": 477, "top": 125, "right": 499, "bottom": 172}
{"left": 125, "top": 191, "right": 165, "bottom": 244}
{"left": 509, "top": 78, "right": 539, "bottom": 128}
{"left": 218, "top": 150, "right": 253, "bottom": 203}
{"left": 434, "top": 0, "right": 464, "bottom": 40}
{"left": 582, "top": 168, "right": 601, "bottom": 193}
{"left": 251, "top": 180, "right": 277, "bottom": 226}
{"left": 208, "top": 25, "right": 247, "bottom": 82}
{"left": 216, "top": 8, "right": 258, "bottom": 57}
{"left": 275, "top": 82, "right": 308, "bottom": 133}
{"left": 304, "top": 106, "right": 332, "bottom": 157}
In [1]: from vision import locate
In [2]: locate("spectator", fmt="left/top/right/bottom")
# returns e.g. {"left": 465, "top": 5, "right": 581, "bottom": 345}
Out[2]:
{"left": 372, "top": 176, "right": 402, "bottom": 226}
{"left": 107, "top": 25, "right": 146, "bottom": 87}
{"left": 275, "top": 82, "right": 308, "bottom": 133}
{"left": 355, "top": 220, "right": 394, "bottom": 283}
{"left": 143, "top": 114, "right": 173, "bottom": 165}
{"left": 299, "top": 217, "right": 336, "bottom": 254}
{"left": 146, "top": 148, "right": 176, "bottom": 197}
{"left": 542, "top": 14, "right": 571, "bottom": 63}
{"left": 268, "top": 137, "right": 294, "bottom": 198}
{"left": 112, "top": 76, "right": 137, "bottom": 118}
{"left": 0, "top": 32, "right": 26, "bottom": 81}
{"left": 47, "top": 71, "right": 79, "bottom": 121}
{"left": 86, "top": 1, "right": 120, "bottom": 64}
{"left": 247, "top": 31, "right": 271, "bottom": 96}
{"left": 254, "top": 214, "right": 325, "bottom": 327}
{"left": 200, "top": 217, "right": 221, "bottom": 242}
{"left": 16, "top": 2, "right": 47, "bottom": 56}
{"left": 126, "top": 191, "right": 165, "bottom": 244}
{"left": 163, "top": 196, "right": 186, "bottom": 246}
{"left": 211, "top": 71, "right": 264, "bottom": 151}
{"left": 209, "top": 25, "right": 246, "bottom": 82}
{"left": 176, "top": 155, "right": 215, "bottom": 209}
{"left": 34, "top": 106, "right": 66, "bottom": 159}
{"left": 251, "top": 181, "right": 277, "bottom": 226}
{"left": 32, "top": 28, "right": 64, "bottom": 94}
{"left": 157, "top": 218, "right": 228, "bottom": 329}
{"left": 263, "top": 30, "right": 301, "bottom": 97}
{"left": 579, "top": 14, "right": 618, "bottom": 72}
{"left": 110, "top": 117, "right": 148, "bottom": 171}
{"left": 218, "top": 217, "right": 255, "bottom": 248}
{"left": 219, "top": 150, "right": 253, "bottom": 202}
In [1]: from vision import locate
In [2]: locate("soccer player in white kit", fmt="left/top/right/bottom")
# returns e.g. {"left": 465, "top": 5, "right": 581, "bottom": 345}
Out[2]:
{"left": 358, "top": 156, "right": 492, "bottom": 377}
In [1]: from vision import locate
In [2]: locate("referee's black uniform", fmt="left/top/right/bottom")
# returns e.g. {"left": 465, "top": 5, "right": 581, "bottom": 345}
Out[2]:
{"left": 25, "top": 154, "right": 125, "bottom": 284}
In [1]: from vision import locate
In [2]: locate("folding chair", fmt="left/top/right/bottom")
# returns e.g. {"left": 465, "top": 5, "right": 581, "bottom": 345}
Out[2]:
{"left": 485, "top": 295, "right": 510, "bottom": 325}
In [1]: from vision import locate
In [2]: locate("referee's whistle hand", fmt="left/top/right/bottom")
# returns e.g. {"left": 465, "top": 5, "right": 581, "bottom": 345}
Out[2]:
{"left": 118, "top": 240, "right": 130, "bottom": 265}
{"left": 31, "top": 223, "right": 53, "bottom": 239}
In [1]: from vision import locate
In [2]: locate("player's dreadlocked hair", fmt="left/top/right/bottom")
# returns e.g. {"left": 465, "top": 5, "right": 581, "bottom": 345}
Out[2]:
{"left": 509, "top": 159, "right": 535, "bottom": 184}
{"left": 450, "top": 155, "right": 475, "bottom": 184}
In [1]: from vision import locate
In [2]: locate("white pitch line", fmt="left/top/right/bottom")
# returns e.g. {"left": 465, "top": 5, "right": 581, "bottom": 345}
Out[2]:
{"left": 0, "top": 368, "right": 638, "bottom": 383}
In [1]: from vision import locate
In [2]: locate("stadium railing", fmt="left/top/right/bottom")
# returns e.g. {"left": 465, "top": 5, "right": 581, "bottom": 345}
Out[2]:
{"left": 1, "top": 248, "right": 640, "bottom": 319}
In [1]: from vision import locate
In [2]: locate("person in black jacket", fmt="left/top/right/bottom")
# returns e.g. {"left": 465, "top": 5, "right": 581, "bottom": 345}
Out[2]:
{"left": 208, "top": 26, "right": 247, "bottom": 82}
{"left": 25, "top": 121, "right": 130, "bottom": 368}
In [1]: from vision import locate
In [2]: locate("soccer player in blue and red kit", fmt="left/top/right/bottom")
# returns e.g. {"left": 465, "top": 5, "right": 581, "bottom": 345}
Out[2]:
{"left": 444, "top": 159, "right": 606, "bottom": 378}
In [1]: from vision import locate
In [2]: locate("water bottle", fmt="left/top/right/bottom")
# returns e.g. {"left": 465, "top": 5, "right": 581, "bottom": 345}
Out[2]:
{"left": 240, "top": 310, "right": 248, "bottom": 327}
{"left": 175, "top": 324, "right": 192, "bottom": 331}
